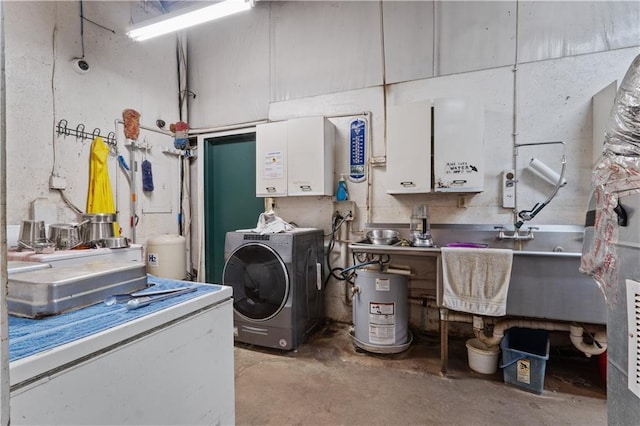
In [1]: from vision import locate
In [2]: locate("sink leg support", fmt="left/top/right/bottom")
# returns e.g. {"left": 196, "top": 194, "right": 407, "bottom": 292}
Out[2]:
{"left": 440, "top": 308, "right": 448, "bottom": 376}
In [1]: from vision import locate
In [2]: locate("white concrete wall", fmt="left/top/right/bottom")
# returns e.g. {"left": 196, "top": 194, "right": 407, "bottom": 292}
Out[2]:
{"left": 188, "top": 0, "right": 640, "bottom": 226}
{"left": 187, "top": 1, "right": 640, "bottom": 323}
{"left": 187, "top": 0, "right": 640, "bottom": 229}
{"left": 3, "top": 1, "right": 182, "bottom": 247}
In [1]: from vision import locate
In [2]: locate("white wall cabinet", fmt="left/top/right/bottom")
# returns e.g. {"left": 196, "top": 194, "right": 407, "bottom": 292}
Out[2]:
{"left": 433, "top": 98, "right": 484, "bottom": 193}
{"left": 287, "top": 117, "right": 335, "bottom": 196}
{"left": 256, "top": 116, "right": 335, "bottom": 197}
{"left": 386, "top": 98, "right": 484, "bottom": 194}
{"left": 256, "top": 120, "right": 288, "bottom": 197}
{"left": 386, "top": 101, "right": 433, "bottom": 194}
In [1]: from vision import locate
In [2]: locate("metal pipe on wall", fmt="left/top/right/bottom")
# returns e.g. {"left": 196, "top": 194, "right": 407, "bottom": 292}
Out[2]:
{"left": 511, "top": 1, "right": 521, "bottom": 225}
{"left": 188, "top": 120, "right": 267, "bottom": 136}
{"left": 176, "top": 34, "right": 192, "bottom": 274}
{"left": 439, "top": 309, "right": 607, "bottom": 376}
{"left": 472, "top": 316, "right": 607, "bottom": 357}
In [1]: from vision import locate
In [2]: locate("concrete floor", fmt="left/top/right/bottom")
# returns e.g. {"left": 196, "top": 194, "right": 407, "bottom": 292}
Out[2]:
{"left": 234, "top": 322, "right": 606, "bottom": 425}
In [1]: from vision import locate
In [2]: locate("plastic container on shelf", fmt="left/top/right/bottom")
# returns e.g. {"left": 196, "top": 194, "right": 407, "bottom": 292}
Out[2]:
{"left": 146, "top": 234, "right": 187, "bottom": 280}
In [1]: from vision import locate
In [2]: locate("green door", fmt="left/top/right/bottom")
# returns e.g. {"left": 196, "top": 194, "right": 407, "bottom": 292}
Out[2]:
{"left": 204, "top": 133, "right": 264, "bottom": 283}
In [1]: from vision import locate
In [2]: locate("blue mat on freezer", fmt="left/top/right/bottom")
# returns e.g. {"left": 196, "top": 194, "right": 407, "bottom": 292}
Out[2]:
{"left": 9, "top": 275, "right": 223, "bottom": 362}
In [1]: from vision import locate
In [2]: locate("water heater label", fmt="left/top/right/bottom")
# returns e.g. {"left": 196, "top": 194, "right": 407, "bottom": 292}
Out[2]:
{"left": 375, "top": 278, "right": 390, "bottom": 291}
{"left": 369, "top": 302, "right": 396, "bottom": 345}
{"left": 370, "top": 302, "right": 394, "bottom": 316}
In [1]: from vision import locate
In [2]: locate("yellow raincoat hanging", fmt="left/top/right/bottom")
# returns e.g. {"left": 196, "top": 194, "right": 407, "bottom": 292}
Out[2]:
{"left": 86, "top": 137, "right": 120, "bottom": 236}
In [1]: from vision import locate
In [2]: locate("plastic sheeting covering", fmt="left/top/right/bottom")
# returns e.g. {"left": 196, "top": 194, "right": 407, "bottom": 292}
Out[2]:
{"left": 603, "top": 54, "right": 640, "bottom": 157}
{"left": 580, "top": 53, "right": 640, "bottom": 303}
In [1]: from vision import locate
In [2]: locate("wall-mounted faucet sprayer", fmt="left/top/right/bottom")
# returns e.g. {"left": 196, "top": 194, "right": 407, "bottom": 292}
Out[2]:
{"left": 495, "top": 225, "right": 538, "bottom": 241}
{"left": 513, "top": 141, "right": 567, "bottom": 229}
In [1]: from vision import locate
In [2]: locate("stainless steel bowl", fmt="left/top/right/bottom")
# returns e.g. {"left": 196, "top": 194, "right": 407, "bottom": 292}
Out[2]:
{"left": 82, "top": 222, "right": 115, "bottom": 244}
{"left": 49, "top": 223, "right": 83, "bottom": 250}
{"left": 79, "top": 213, "right": 117, "bottom": 244}
{"left": 32, "top": 240, "right": 56, "bottom": 254}
{"left": 366, "top": 229, "right": 400, "bottom": 245}
{"left": 18, "top": 238, "right": 55, "bottom": 254}
{"left": 100, "top": 236, "right": 130, "bottom": 249}
{"left": 410, "top": 231, "right": 435, "bottom": 247}
{"left": 19, "top": 220, "right": 46, "bottom": 245}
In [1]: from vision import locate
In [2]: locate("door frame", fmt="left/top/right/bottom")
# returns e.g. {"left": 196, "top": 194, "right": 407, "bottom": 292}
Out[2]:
{"left": 196, "top": 126, "right": 263, "bottom": 283}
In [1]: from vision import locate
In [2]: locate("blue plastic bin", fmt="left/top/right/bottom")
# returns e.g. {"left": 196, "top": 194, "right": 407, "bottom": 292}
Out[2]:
{"left": 500, "top": 328, "right": 550, "bottom": 394}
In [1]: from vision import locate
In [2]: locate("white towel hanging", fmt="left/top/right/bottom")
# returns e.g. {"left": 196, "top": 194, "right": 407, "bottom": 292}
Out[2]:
{"left": 441, "top": 247, "right": 513, "bottom": 316}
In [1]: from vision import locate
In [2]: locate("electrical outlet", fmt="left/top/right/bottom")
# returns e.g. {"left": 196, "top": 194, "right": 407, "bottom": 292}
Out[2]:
{"left": 334, "top": 200, "right": 355, "bottom": 221}
{"left": 49, "top": 175, "right": 67, "bottom": 190}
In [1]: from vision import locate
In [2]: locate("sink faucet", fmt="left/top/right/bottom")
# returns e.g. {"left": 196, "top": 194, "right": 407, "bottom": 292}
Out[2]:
{"left": 495, "top": 226, "right": 538, "bottom": 241}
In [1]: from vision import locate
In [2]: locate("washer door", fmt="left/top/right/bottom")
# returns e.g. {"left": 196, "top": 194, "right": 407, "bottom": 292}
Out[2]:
{"left": 222, "top": 242, "right": 289, "bottom": 321}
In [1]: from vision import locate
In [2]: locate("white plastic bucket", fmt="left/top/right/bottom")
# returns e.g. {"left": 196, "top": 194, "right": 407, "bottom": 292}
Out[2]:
{"left": 466, "top": 338, "right": 500, "bottom": 374}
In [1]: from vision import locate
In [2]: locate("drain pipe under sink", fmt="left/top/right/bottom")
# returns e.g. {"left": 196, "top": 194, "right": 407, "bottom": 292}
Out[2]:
{"left": 472, "top": 316, "right": 607, "bottom": 358}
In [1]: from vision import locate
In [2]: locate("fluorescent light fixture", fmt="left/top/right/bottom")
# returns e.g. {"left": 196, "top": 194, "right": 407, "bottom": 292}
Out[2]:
{"left": 127, "top": 0, "right": 254, "bottom": 41}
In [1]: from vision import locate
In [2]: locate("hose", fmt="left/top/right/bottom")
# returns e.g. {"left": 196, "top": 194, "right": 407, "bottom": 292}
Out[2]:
{"left": 324, "top": 212, "right": 350, "bottom": 285}
{"left": 339, "top": 260, "right": 383, "bottom": 278}
{"left": 513, "top": 141, "right": 567, "bottom": 229}
{"left": 323, "top": 211, "right": 392, "bottom": 307}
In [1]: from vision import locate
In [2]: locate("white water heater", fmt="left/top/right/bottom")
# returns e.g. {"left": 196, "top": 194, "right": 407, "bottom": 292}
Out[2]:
{"left": 352, "top": 269, "right": 410, "bottom": 353}
{"left": 146, "top": 234, "right": 187, "bottom": 280}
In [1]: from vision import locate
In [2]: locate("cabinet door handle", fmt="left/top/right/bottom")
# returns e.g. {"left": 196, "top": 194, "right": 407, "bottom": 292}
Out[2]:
{"left": 400, "top": 181, "right": 415, "bottom": 187}
{"left": 299, "top": 185, "right": 312, "bottom": 191}
{"left": 266, "top": 187, "right": 276, "bottom": 193}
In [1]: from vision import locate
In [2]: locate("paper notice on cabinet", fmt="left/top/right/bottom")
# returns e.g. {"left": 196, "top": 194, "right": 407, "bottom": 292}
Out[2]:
{"left": 264, "top": 151, "right": 284, "bottom": 179}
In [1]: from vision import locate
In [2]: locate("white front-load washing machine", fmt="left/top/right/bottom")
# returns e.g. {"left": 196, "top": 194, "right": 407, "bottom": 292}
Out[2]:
{"left": 223, "top": 228, "right": 324, "bottom": 350}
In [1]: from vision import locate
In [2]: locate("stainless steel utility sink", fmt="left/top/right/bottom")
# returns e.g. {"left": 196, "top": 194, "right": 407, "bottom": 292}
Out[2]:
{"left": 352, "top": 223, "right": 607, "bottom": 325}
{"left": 432, "top": 224, "right": 606, "bottom": 325}
{"left": 506, "top": 251, "right": 605, "bottom": 324}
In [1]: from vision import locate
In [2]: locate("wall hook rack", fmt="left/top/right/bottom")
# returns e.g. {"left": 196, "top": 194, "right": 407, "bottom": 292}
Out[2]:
{"left": 56, "top": 119, "right": 117, "bottom": 146}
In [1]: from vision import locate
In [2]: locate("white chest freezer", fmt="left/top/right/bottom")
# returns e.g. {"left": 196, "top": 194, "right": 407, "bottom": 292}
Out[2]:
{"left": 9, "top": 276, "right": 235, "bottom": 425}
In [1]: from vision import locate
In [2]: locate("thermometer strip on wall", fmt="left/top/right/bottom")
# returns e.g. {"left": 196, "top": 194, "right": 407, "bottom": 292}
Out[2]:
{"left": 349, "top": 117, "right": 367, "bottom": 183}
